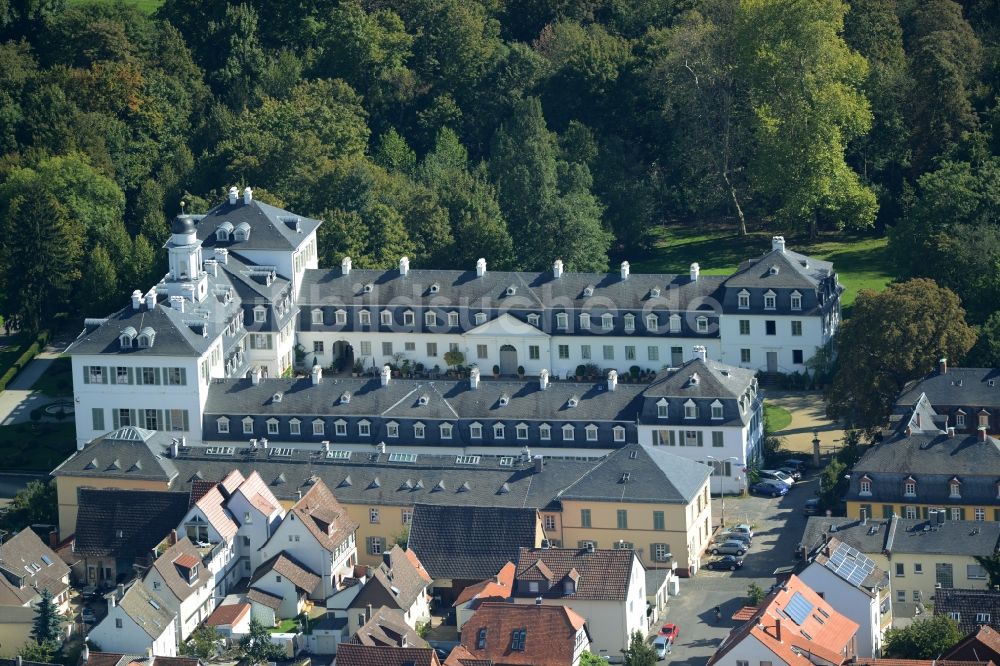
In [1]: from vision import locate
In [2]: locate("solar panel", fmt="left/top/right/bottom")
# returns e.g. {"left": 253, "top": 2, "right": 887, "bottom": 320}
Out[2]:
{"left": 786, "top": 592, "right": 813, "bottom": 625}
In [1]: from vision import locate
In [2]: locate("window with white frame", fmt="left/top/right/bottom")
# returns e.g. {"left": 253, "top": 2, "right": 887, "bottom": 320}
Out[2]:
{"left": 370, "top": 507, "right": 379, "bottom": 524}
{"left": 516, "top": 423, "right": 528, "bottom": 439}
{"left": 386, "top": 422, "right": 399, "bottom": 438}
{"left": 335, "top": 420, "right": 347, "bottom": 436}
{"left": 711, "top": 401, "right": 723, "bottom": 419}
{"left": 440, "top": 423, "right": 453, "bottom": 439}
{"left": 562, "top": 424, "right": 575, "bottom": 440}
{"left": 539, "top": 424, "right": 551, "bottom": 440}
{"left": 696, "top": 316, "right": 709, "bottom": 333}
{"left": 358, "top": 420, "right": 370, "bottom": 436}
{"left": 904, "top": 479, "right": 916, "bottom": 496}
{"left": 602, "top": 313, "right": 613, "bottom": 330}
{"left": 381, "top": 311, "right": 392, "bottom": 325}
{"left": 738, "top": 290, "right": 750, "bottom": 309}
{"left": 669, "top": 314, "right": 681, "bottom": 332}
{"left": 254, "top": 307, "right": 266, "bottom": 323}
{"left": 975, "top": 507, "right": 985, "bottom": 521}
{"left": 313, "top": 419, "right": 325, "bottom": 435}
{"left": 311, "top": 309, "right": 323, "bottom": 324}
{"left": 684, "top": 400, "right": 697, "bottom": 419}
{"left": 335, "top": 310, "right": 346, "bottom": 324}
{"left": 860, "top": 478, "right": 871, "bottom": 495}
{"left": 414, "top": 422, "right": 425, "bottom": 439}
{"left": 556, "top": 312, "right": 568, "bottom": 329}
{"left": 613, "top": 426, "right": 625, "bottom": 442}
{"left": 267, "top": 419, "right": 279, "bottom": 435}
{"left": 289, "top": 419, "right": 300, "bottom": 435}
{"left": 790, "top": 291, "right": 802, "bottom": 310}
{"left": 217, "top": 417, "right": 230, "bottom": 434}
{"left": 475, "top": 312, "right": 487, "bottom": 325}
{"left": 624, "top": 314, "right": 635, "bottom": 332}
{"left": 242, "top": 417, "right": 254, "bottom": 434}
{"left": 360, "top": 341, "right": 372, "bottom": 356}
{"left": 403, "top": 311, "right": 414, "bottom": 326}
{"left": 956, "top": 411, "right": 966, "bottom": 427}
{"left": 648, "top": 346, "right": 659, "bottom": 361}
{"left": 494, "top": 423, "right": 505, "bottom": 438}
{"left": 359, "top": 310, "right": 371, "bottom": 325}
{"left": 764, "top": 290, "right": 776, "bottom": 310}
{"left": 585, "top": 424, "right": 598, "bottom": 441}
{"left": 646, "top": 314, "right": 658, "bottom": 331}
{"left": 470, "top": 422, "right": 483, "bottom": 439}
{"left": 448, "top": 312, "right": 459, "bottom": 326}
{"left": 580, "top": 313, "right": 591, "bottom": 330}
{"left": 950, "top": 480, "right": 961, "bottom": 498}
{"left": 657, "top": 399, "right": 668, "bottom": 418}
{"left": 424, "top": 311, "right": 436, "bottom": 326}
{"left": 527, "top": 313, "right": 540, "bottom": 326}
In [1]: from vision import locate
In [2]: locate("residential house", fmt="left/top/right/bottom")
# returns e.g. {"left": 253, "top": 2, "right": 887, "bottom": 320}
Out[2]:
{"left": 798, "top": 537, "right": 892, "bottom": 657}
{"left": 246, "top": 588, "right": 282, "bottom": 627}
{"left": 204, "top": 601, "right": 251, "bottom": 639}
{"left": 142, "top": 537, "right": 215, "bottom": 642}
{"left": 896, "top": 361, "right": 1000, "bottom": 436}
{"left": 934, "top": 590, "right": 1000, "bottom": 634}
{"left": 71, "top": 487, "right": 189, "bottom": 588}
{"left": 556, "top": 443, "right": 712, "bottom": 575}
{"left": 221, "top": 470, "right": 284, "bottom": 576}
{"left": 459, "top": 601, "right": 590, "bottom": 666}
{"left": 258, "top": 478, "right": 358, "bottom": 600}
{"left": 408, "top": 505, "right": 541, "bottom": 604}
{"left": 636, "top": 352, "right": 763, "bottom": 493}
{"left": 177, "top": 479, "right": 240, "bottom": 598}
{"left": 800, "top": 516, "right": 1000, "bottom": 624}
{"left": 88, "top": 581, "right": 176, "bottom": 657}
{"left": 512, "top": 546, "right": 645, "bottom": 657}
{"left": 347, "top": 546, "right": 431, "bottom": 634}
{"left": 453, "top": 562, "right": 516, "bottom": 631}
{"left": 248, "top": 553, "right": 320, "bottom": 620}
{"left": 335, "top": 644, "right": 440, "bottom": 666}
{"left": 0, "top": 529, "right": 72, "bottom": 653}
{"left": 944, "top": 626, "right": 1000, "bottom": 663}
{"left": 78, "top": 649, "right": 200, "bottom": 666}
{"left": 709, "top": 574, "right": 859, "bottom": 666}
{"left": 845, "top": 395, "right": 1000, "bottom": 523}
{"left": 852, "top": 660, "right": 992, "bottom": 666}
{"left": 351, "top": 606, "right": 427, "bottom": 649}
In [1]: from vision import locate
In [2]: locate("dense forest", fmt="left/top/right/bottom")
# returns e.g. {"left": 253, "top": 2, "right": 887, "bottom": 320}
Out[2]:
{"left": 0, "top": 0, "right": 999, "bottom": 338}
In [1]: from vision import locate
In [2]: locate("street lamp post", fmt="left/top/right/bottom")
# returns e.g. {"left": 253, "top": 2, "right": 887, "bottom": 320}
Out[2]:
{"left": 706, "top": 455, "right": 742, "bottom": 530}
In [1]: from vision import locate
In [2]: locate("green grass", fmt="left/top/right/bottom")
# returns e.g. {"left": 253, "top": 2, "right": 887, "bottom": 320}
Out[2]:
{"left": 0, "top": 422, "right": 76, "bottom": 471}
{"left": 269, "top": 616, "right": 305, "bottom": 634}
{"left": 764, "top": 403, "right": 793, "bottom": 432}
{"left": 34, "top": 357, "right": 74, "bottom": 398}
{"left": 631, "top": 225, "right": 893, "bottom": 312}
{"left": 0, "top": 334, "right": 34, "bottom": 380}
{"left": 65, "top": 0, "right": 163, "bottom": 13}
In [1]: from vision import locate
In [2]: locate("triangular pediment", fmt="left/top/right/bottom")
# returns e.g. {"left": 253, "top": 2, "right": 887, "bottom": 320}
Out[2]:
{"left": 463, "top": 312, "right": 549, "bottom": 338}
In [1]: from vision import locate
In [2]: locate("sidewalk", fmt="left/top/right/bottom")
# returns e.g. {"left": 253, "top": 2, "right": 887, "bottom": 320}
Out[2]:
{"left": 0, "top": 329, "right": 74, "bottom": 427}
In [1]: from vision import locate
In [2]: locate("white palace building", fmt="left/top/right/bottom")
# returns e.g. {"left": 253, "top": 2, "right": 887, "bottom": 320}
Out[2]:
{"left": 67, "top": 187, "right": 839, "bottom": 488}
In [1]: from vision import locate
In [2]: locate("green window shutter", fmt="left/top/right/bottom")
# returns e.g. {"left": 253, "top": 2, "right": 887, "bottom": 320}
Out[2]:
{"left": 180, "top": 368, "right": 187, "bottom": 385}
{"left": 882, "top": 505, "right": 894, "bottom": 519}
{"left": 696, "top": 431, "right": 704, "bottom": 447}
{"left": 163, "top": 410, "right": 172, "bottom": 430}
{"left": 112, "top": 410, "right": 120, "bottom": 429}
{"left": 127, "top": 367, "right": 134, "bottom": 385}
{"left": 154, "top": 368, "right": 161, "bottom": 385}
{"left": 83, "top": 366, "right": 90, "bottom": 384}
{"left": 102, "top": 367, "right": 109, "bottom": 384}
{"left": 994, "top": 509, "right": 1000, "bottom": 521}
{"left": 668, "top": 430, "right": 675, "bottom": 446}
{"left": 182, "top": 411, "right": 189, "bottom": 431}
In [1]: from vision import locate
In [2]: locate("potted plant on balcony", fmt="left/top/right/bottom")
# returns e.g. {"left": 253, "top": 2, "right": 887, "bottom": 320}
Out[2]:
{"left": 444, "top": 349, "right": 465, "bottom": 377}
{"left": 517, "top": 365, "right": 525, "bottom": 378}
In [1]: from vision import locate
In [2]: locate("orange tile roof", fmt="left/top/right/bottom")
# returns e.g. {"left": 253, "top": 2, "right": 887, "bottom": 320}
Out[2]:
{"left": 205, "top": 602, "right": 250, "bottom": 627}
{"left": 173, "top": 553, "right": 200, "bottom": 569}
{"left": 459, "top": 601, "right": 587, "bottom": 666}
{"left": 236, "top": 471, "right": 281, "bottom": 517}
{"left": 710, "top": 575, "right": 858, "bottom": 666}
{"left": 944, "top": 626, "right": 1000, "bottom": 664}
{"left": 853, "top": 660, "right": 993, "bottom": 666}
{"left": 195, "top": 485, "right": 238, "bottom": 540}
{"left": 453, "top": 562, "right": 516, "bottom": 607}
{"left": 405, "top": 548, "right": 433, "bottom": 585}
{"left": 732, "top": 606, "right": 759, "bottom": 622}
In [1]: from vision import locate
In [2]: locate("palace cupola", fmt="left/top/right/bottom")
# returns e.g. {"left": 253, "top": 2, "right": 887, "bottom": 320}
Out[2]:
{"left": 164, "top": 214, "right": 208, "bottom": 303}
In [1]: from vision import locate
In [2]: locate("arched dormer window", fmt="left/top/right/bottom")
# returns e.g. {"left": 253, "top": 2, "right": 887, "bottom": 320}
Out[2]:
{"left": 601, "top": 313, "right": 614, "bottom": 331}
{"left": 738, "top": 290, "right": 750, "bottom": 309}
{"left": 311, "top": 309, "right": 323, "bottom": 324}
{"left": 556, "top": 312, "right": 568, "bottom": 330}
{"left": 624, "top": 314, "right": 635, "bottom": 332}
{"left": 684, "top": 400, "right": 697, "bottom": 419}
{"left": 119, "top": 326, "right": 137, "bottom": 350}
{"left": 562, "top": 424, "right": 575, "bottom": 440}
{"left": 215, "top": 221, "right": 233, "bottom": 241}
{"left": 233, "top": 222, "right": 251, "bottom": 242}
{"left": 137, "top": 327, "right": 156, "bottom": 348}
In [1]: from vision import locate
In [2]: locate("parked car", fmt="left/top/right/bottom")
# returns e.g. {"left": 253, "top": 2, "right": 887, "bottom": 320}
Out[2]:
{"left": 659, "top": 623, "right": 679, "bottom": 642}
{"left": 712, "top": 540, "right": 747, "bottom": 556}
{"left": 706, "top": 555, "right": 744, "bottom": 571}
{"left": 778, "top": 466, "right": 802, "bottom": 481}
{"left": 760, "top": 469, "right": 795, "bottom": 487}
{"left": 715, "top": 531, "right": 751, "bottom": 547}
{"left": 803, "top": 498, "right": 820, "bottom": 515}
{"left": 653, "top": 635, "right": 670, "bottom": 660}
{"left": 784, "top": 459, "right": 808, "bottom": 474}
{"left": 751, "top": 480, "right": 789, "bottom": 497}
{"left": 81, "top": 608, "right": 97, "bottom": 624}
{"left": 729, "top": 523, "right": 754, "bottom": 539}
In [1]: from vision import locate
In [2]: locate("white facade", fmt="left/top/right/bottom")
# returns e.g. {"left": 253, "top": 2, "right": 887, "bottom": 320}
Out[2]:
{"left": 89, "top": 592, "right": 176, "bottom": 657}
{"left": 718, "top": 314, "right": 828, "bottom": 374}
{"left": 143, "top": 565, "right": 215, "bottom": 642}
{"left": 259, "top": 514, "right": 357, "bottom": 601}
{"left": 227, "top": 488, "right": 284, "bottom": 575}
{"left": 711, "top": 633, "right": 783, "bottom": 666}
{"left": 250, "top": 571, "right": 308, "bottom": 620}
{"left": 798, "top": 561, "right": 883, "bottom": 658}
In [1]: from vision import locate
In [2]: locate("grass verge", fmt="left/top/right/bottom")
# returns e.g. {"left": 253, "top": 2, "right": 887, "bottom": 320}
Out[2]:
{"left": 66, "top": 0, "right": 163, "bottom": 12}
{"left": 0, "top": 422, "right": 76, "bottom": 471}
{"left": 764, "top": 403, "right": 793, "bottom": 432}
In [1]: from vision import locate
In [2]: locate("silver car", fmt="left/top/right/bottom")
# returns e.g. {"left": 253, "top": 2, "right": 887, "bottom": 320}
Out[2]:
{"left": 711, "top": 539, "right": 747, "bottom": 556}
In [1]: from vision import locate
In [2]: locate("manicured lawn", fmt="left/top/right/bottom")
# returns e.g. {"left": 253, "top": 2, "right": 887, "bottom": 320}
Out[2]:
{"left": 270, "top": 616, "right": 305, "bottom": 634}
{"left": 0, "top": 422, "right": 76, "bottom": 471}
{"left": 33, "top": 357, "right": 74, "bottom": 398}
{"left": 631, "top": 225, "right": 894, "bottom": 313}
{"left": 764, "top": 403, "right": 792, "bottom": 432}
{"left": 0, "top": 334, "right": 34, "bottom": 380}
{"left": 66, "top": 0, "right": 163, "bottom": 13}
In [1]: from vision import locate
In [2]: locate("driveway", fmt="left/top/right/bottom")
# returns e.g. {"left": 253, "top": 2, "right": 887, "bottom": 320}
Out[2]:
{"left": 655, "top": 475, "right": 818, "bottom": 666}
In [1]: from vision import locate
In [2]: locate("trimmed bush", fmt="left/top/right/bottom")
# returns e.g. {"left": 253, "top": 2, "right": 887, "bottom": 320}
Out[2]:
{"left": 0, "top": 331, "right": 50, "bottom": 392}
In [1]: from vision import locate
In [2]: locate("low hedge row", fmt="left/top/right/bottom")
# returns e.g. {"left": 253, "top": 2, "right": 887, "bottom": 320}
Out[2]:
{"left": 0, "top": 330, "right": 50, "bottom": 392}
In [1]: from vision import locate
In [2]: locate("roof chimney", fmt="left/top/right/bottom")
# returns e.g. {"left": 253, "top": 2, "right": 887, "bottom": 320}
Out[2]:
{"left": 553, "top": 259, "right": 563, "bottom": 279}
{"left": 342, "top": 256, "right": 352, "bottom": 275}
{"left": 585, "top": 542, "right": 595, "bottom": 553}
{"left": 693, "top": 345, "right": 708, "bottom": 363}
{"left": 171, "top": 439, "right": 179, "bottom": 459}
{"left": 690, "top": 262, "right": 700, "bottom": 282}
{"left": 979, "top": 426, "right": 988, "bottom": 442}
{"left": 775, "top": 617, "right": 782, "bottom": 642}
{"left": 533, "top": 455, "right": 544, "bottom": 474}
{"left": 948, "top": 426, "right": 956, "bottom": 438}
{"left": 539, "top": 368, "right": 549, "bottom": 391}
{"left": 470, "top": 366, "right": 480, "bottom": 389}
{"left": 607, "top": 369, "right": 618, "bottom": 392}
{"left": 228, "top": 186, "right": 238, "bottom": 205}
{"left": 476, "top": 258, "right": 487, "bottom": 277}
{"left": 535, "top": 596, "right": 543, "bottom": 605}
{"left": 772, "top": 236, "right": 786, "bottom": 253}
{"left": 145, "top": 290, "right": 157, "bottom": 309}
{"left": 251, "top": 367, "right": 262, "bottom": 386}
{"left": 620, "top": 261, "right": 630, "bottom": 280}
{"left": 204, "top": 260, "right": 217, "bottom": 278}
{"left": 214, "top": 248, "right": 229, "bottom": 265}
{"left": 243, "top": 186, "right": 252, "bottom": 205}
{"left": 399, "top": 256, "right": 409, "bottom": 277}
{"left": 170, "top": 295, "right": 185, "bottom": 313}
{"left": 311, "top": 365, "right": 322, "bottom": 385}
{"left": 381, "top": 364, "right": 391, "bottom": 387}
{"left": 939, "top": 358, "right": 948, "bottom": 375}
{"left": 131, "top": 289, "right": 143, "bottom": 310}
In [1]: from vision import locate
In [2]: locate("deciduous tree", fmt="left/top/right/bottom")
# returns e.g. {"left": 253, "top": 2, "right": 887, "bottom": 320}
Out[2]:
{"left": 239, "top": 618, "right": 283, "bottom": 665}
{"left": 883, "top": 615, "right": 963, "bottom": 658}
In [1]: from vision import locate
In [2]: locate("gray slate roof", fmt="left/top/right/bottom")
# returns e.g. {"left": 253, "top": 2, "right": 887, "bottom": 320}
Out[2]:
{"left": 74, "top": 487, "right": 190, "bottom": 559}
{"left": 934, "top": 589, "right": 1000, "bottom": 633}
{"left": 558, "top": 444, "right": 710, "bottom": 504}
{"left": 68, "top": 301, "right": 213, "bottom": 357}
{"left": 0, "top": 529, "right": 71, "bottom": 606}
{"left": 52, "top": 427, "right": 179, "bottom": 482}
{"left": 117, "top": 582, "right": 175, "bottom": 639}
{"left": 204, "top": 376, "right": 644, "bottom": 422}
{"left": 643, "top": 358, "right": 756, "bottom": 400}
{"left": 800, "top": 516, "right": 1000, "bottom": 557}
{"left": 724, "top": 247, "right": 834, "bottom": 290}
{"left": 196, "top": 197, "right": 321, "bottom": 252}
{"left": 408, "top": 505, "right": 538, "bottom": 580}
{"left": 897, "top": 367, "right": 1000, "bottom": 410}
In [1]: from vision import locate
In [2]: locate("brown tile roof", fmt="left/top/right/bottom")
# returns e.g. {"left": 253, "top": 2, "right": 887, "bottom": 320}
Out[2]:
{"left": 442, "top": 645, "right": 491, "bottom": 666}
{"left": 234, "top": 471, "right": 281, "bottom": 517}
{"left": 194, "top": 485, "right": 239, "bottom": 541}
{"left": 286, "top": 479, "right": 357, "bottom": 553}
{"left": 853, "top": 660, "right": 993, "bottom": 666}
{"left": 0, "top": 529, "right": 70, "bottom": 606}
{"left": 351, "top": 546, "right": 430, "bottom": 614}
{"left": 335, "top": 644, "right": 441, "bottom": 666}
{"left": 148, "top": 537, "right": 212, "bottom": 603}
{"left": 944, "top": 626, "right": 1000, "bottom": 664}
{"left": 83, "top": 654, "right": 200, "bottom": 666}
{"left": 247, "top": 588, "right": 282, "bottom": 610}
{"left": 709, "top": 575, "right": 859, "bottom": 666}
{"left": 250, "top": 552, "right": 321, "bottom": 594}
{"left": 514, "top": 547, "right": 637, "bottom": 601}
{"left": 459, "top": 601, "right": 587, "bottom": 666}
{"left": 453, "top": 562, "right": 515, "bottom": 608}
{"left": 188, "top": 479, "right": 216, "bottom": 508}
{"left": 351, "top": 606, "right": 427, "bottom": 649}
{"left": 205, "top": 601, "right": 250, "bottom": 627}
{"left": 405, "top": 547, "right": 433, "bottom": 585}
{"left": 934, "top": 589, "right": 1000, "bottom": 635}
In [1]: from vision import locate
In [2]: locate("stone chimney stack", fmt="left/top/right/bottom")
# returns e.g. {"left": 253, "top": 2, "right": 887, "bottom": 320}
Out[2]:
{"left": 170, "top": 295, "right": 185, "bottom": 313}
{"left": 539, "top": 368, "right": 549, "bottom": 390}
{"left": 145, "top": 290, "right": 156, "bottom": 310}
{"left": 476, "top": 258, "right": 487, "bottom": 277}
{"left": 620, "top": 261, "right": 630, "bottom": 280}
{"left": 243, "top": 186, "right": 253, "bottom": 205}
{"left": 607, "top": 369, "right": 618, "bottom": 392}
{"left": 311, "top": 365, "right": 322, "bottom": 385}
{"left": 693, "top": 345, "right": 708, "bottom": 363}
{"left": 553, "top": 259, "right": 563, "bottom": 279}
{"left": 690, "top": 262, "right": 700, "bottom": 282}
{"left": 214, "top": 248, "right": 229, "bottom": 265}
{"left": 381, "top": 364, "right": 391, "bottom": 387}
{"left": 131, "top": 289, "right": 143, "bottom": 310}
{"left": 470, "top": 366, "right": 480, "bottom": 389}
{"left": 772, "top": 235, "right": 786, "bottom": 253}
{"left": 399, "top": 256, "right": 409, "bottom": 277}
{"left": 228, "top": 186, "right": 238, "bottom": 205}
{"left": 342, "top": 256, "right": 352, "bottom": 275}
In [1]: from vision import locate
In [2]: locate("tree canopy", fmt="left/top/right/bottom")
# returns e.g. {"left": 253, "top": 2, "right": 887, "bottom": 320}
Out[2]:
{"left": 883, "top": 615, "right": 963, "bottom": 659}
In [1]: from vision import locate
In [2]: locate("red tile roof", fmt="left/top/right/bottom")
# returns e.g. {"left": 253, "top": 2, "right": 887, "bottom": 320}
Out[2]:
{"left": 205, "top": 602, "right": 250, "bottom": 627}
{"left": 853, "top": 660, "right": 993, "bottom": 666}
{"left": 335, "top": 644, "right": 441, "bottom": 666}
{"left": 459, "top": 601, "right": 587, "bottom": 666}
{"left": 287, "top": 479, "right": 357, "bottom": 553}
{"left": 235, "top": 471, "right": 281, "bottom": 517}
{"left": 515, "top": 547, "right": 637, "bottom": 601}
{"left": 710, "top": 575, "right": 859, "bottom": 666}
{"left": 443, "top": 645, "right": 490, "bottom": 666}
{"left": 944, "top": 626, "right": 1000, "bottom": 664}
{"left": 194, "top": 485, "right": 238, "bottom": 540}
{"left": 173, "top": 553, "right": 200, "bottom": 569}
{"left": 453, "top": 562, "right": 516, "bottom": 607}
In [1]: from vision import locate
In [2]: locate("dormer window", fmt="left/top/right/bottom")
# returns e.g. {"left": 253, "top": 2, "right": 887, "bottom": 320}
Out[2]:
{"left": 506, "top": 285, "right": 517, "bottom": 296}
{"left": 215, "top": 222, "right": 233, "bottom": 241}
{"left": 585, "top": 424, "right": 599, "bottom": 441}
{"left": 738, "top": 290, "right": 750, "bottom": 309}
{"left": 493, "top": 423, "right": 505, "bottom": 439}
{"left": 657, "top": 399, "right": 668, "bottom": 419}
{"left": 669, "top": 314, "right": 681, "bottom": 333}
{"left": 429, "top": 283, "right": 440, "bottom": 293}
{"left": 580, "top": 313, "right": 591, "bottom": 330}
{"left": 613, "top": 425, "right": 625, "bottom": 442}
{"left": 469, "top": 422, "right": 482, "bottom": 439}
{"left": 335, "top": 420, "right": 347, "bottom": 436}
{"left": 646, "top": 314, "right": 658, "bottom": 332}
{"left": 624, "top": 314, "right": 635, "bottom": 332}
{"left": 254, "top": 307, "right": 266, "bottom": 323}
{"left": 137, "top": 327, "right": 155, "bottom": 348}
{"left": 764, "top": 290, "right": 776, "bottom": 310}
{"left": 711, "top": 401, "right": 723, "bottom": 420}
{"left": 313, "top": 419, "right": 325, "bottom": 436}
{"left": 516, "top": 423, "right": 528, "bottom": 439}
{"left": 475, "top": 312, "right": 487, "bottom": 325}
{"left": 539, "top": 423, "right": 551, "bottom": 440}
{"left": 424, "top": 311, "right": 437, "bottom": 327}
{"left": 956, "top": 411, "right": 967, "bottom": 428}
{"left": 242, "top": 417, "right": 254, "bottom": 434}
{"left": 790, "top": 291, "right": 802, "bottom": 310}
{"left": 311, "top": 309, "right": 323, "bottom": 324}
{"left": 414, "top": 422, "right": 425, "bottom": 438}
{"left": 650, "top": 287, "right": 661, "bottom": 298}
{"left": 556, "top": 312, "right": 568, "bottom": 329}
{"left": 119, "top": 326, "right": 137, "bottom": 350}
{"left": 335, "top": 310, "right": 347, "bottom": 325}
{"left": 602, "top": 313, "right": 614, "bottom": 331}
{"left": 904, "top": 478, "right": 916, "bottom": 497}
{"left": 340, "top": 391, "right": 351, "bottom": 404}
{"left": 684, "top": 400, "right": 697, "bottom": 419}
{"left": 440, "top": 423, "right": 453, "bottom": 439}
{"left": 403, "top": 311, "right": 415, "bottom": 326}
{"left": 217, "top": 417, "right": 230, "bottom": 434}
{"left": 979, "top": 411, "right": 990, "bottom": 427}
{"left": 696, "top": 316, "right": 709, "bottom": 333}
{"left": 381, "top": 311, "right": 393, "bottom": 325}
{"left": 859, "top": 476, "right": 871, "bottom": 495}
{"left": 562, "top": 424, "right": 575, "bottom": 440}
{"left": 950, "top": 478, "right": 962, "bottom": 498}
{"left": 527, "top": 313, "right": 540, "bottom": 326}
{"left": 233, "top": 222, "right": 251, "bottom": 242}
{"left": 448, "top": 312, "right": 459, "bottom": 327}
{"left": 584, "top": 285, "right": 594, "bottom": 297}
{"left": 359, "top": 310, "right": 371, "bottom": 325}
